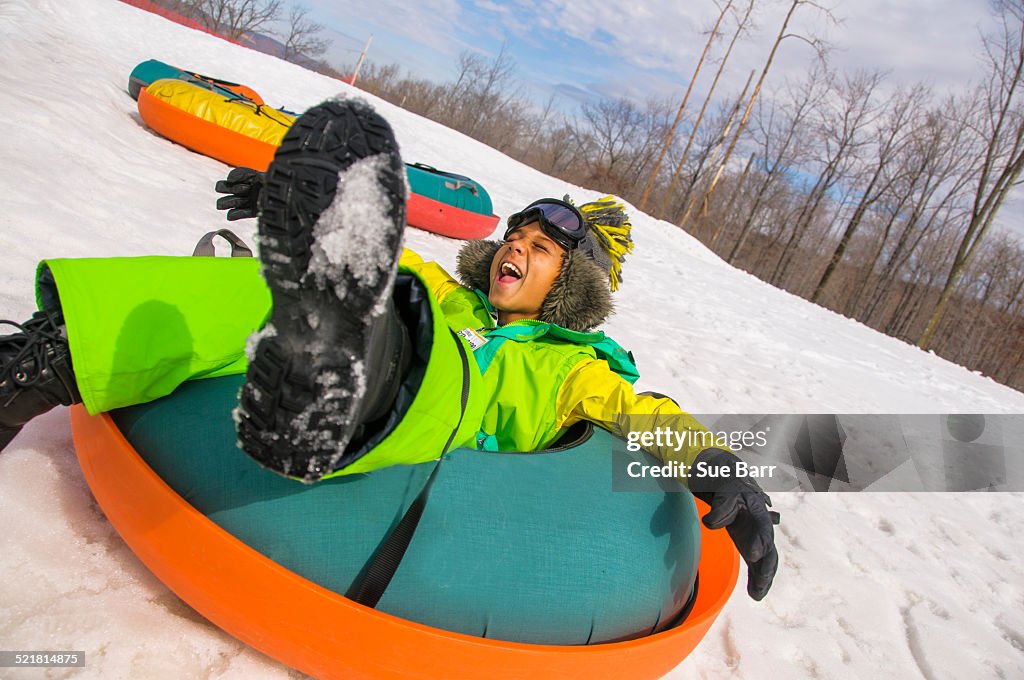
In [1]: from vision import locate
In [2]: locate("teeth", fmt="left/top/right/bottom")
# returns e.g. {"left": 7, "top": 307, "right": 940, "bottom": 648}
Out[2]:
{"left": 501, "top": 262, "right": 522, "bottom": 278}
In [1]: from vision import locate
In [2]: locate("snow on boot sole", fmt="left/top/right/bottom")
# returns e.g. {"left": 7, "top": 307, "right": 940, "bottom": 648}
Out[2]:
{"left": 235, "top": 98, "right": 406, "bottom": 483}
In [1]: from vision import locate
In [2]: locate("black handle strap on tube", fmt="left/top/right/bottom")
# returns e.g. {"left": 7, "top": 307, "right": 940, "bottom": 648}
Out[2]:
{"left": 443, "top": 179, "right": 480, "bottom": 196}
{"left": 665, "top": 573, "right": 700, "bottom": 631}
{"left": 191, "top": 229, "right": 253, "bottom": 258}
{"left": 408, "top": 162, "right": 474, "bottom": 184}
{"left": 347, "top": 331, "right": 472, "bottom": 608}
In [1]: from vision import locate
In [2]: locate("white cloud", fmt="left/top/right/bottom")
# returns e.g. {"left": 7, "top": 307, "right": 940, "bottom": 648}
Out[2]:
{"left": 481, "top": 0, "right": 999, "bottom": 97}
{"left": 312, "top": 0, "right": 465, "bottom": 60}
{"left": 308, "top": 2, "right": 992, "bottom": 112}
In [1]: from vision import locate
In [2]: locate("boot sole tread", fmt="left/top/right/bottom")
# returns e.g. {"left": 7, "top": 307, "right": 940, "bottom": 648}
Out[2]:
{"left": 236, "top": 99, "right": 405, "bottom": 482}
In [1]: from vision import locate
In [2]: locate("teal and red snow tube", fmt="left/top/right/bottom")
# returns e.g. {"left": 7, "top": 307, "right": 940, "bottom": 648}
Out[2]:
{"left": 405, "top": 162, "right": 499, "bottom": 239}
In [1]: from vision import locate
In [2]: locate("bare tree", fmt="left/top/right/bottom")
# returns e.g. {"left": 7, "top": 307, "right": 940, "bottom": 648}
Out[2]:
{"left": 713, "top": 151, "right": 757, "bottom": 241}
{"left": 919, "top": 0, "right": 1024, "bottom": 348}
{"left": 355, "top": 62, "right": 401, "bottom": 98}
{"left": 952, "top": 236, "right": 1019, "bottom": 363}
{"left": 811, "top": 84, "right": 927, "bottom": 301}
{"left": 438, "top": 45, "right": 520, "bottom": 141}
{"left": 854, "top": 101, "right": 978, "bottom": 325}
{"left": 278, "top": 4, "right": 330, "bottom": 62}
{"left": 979, "top": 238, "right": 1024, "bottom": 377}
{"left": 676, "top": 72, "right": 755, "bottom": 226}
{"left": 176, "top": 0, "right": 282, "bottom": 40}
{"left": 660, "top": 0, "right": 756, "bottom": 215}
{"left": 580, "top": 98, "right": 645, "bottom": 180}
{"left": 725, "top": 67, "right": 828, "bottom": 262}
{"left": 618, "top": 98, "right": 678, "bottom": 192}
{"left": 342, "top": 13, "right": 1024, "bottom": 392}
{"left": 639, "top": 0, "right": 734, "bottom": 209}
{"left": 769, "top": 68, "right": 884, "bottom": 287}
{"left": 683, "top": 0, "right": 836, "bottom": 229}
{"left": 521, "top": 93, "right": 559, "bottom": 153}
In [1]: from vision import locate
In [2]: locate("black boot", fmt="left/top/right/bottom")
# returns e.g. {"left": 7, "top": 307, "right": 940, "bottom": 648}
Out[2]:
{"left": 234, "top": 98, "right": 411, "bottom": 484}
{"left": 1, "top": 310, "right": 81, "bottom": 451}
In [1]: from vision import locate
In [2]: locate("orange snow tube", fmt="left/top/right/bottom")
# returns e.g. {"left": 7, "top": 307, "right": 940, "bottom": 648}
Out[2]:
{"left": 137, "top": 78, "right": 294, "bottom": 170}
{"left": 70, "top": 402, "right": 740, "bottom": 679}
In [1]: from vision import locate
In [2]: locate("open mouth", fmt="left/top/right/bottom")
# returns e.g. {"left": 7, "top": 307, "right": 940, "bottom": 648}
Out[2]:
{"left": 497, "top": 261, "right": 523, "bottom": 284}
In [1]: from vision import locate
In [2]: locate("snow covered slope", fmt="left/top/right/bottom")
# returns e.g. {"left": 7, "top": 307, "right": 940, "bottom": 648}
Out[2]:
{"left": 1, "top": 1, "right": 1022, "bottom": 678}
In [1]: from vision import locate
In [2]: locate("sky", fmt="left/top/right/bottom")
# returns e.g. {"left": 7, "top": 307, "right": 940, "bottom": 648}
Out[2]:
{"left": 306, "top": 0, "right": 1000, "bottom": 104}
{"left": 298, "top": 0, "right": 1023, "bottom": 241}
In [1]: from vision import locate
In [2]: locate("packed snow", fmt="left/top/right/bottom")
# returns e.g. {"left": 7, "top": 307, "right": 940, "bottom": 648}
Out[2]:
{"left": 1, "top": 1, "right": 1023, "bottom": 678}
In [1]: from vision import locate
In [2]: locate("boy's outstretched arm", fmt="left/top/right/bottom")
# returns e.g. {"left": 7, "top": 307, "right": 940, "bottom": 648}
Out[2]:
{"left": 556, "top": 359, "right": 780, "bottom": 601}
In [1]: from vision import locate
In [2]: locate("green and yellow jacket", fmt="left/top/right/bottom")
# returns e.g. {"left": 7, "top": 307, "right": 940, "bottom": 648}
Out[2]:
{"left": 400, "top": 251, "right": 710, "bottom": 468}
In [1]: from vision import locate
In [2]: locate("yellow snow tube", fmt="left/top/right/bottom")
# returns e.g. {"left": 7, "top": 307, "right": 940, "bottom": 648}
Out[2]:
{"left": 138, "top": 78, "right": 294, "bottom": 169}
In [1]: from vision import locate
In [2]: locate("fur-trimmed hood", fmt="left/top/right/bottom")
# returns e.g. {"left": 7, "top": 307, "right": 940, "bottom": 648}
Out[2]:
{"left": 455, "top": 239, "right": 613, "bottom": 332}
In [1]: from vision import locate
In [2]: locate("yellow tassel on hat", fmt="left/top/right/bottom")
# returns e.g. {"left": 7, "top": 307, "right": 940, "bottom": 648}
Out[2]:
{"left": 579, "top": 195, "right": 634, "bottom": 291}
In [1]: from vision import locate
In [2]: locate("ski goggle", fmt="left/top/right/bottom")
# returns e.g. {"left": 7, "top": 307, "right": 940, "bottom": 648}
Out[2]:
{"left": 504, "top": 198, "right": 587, "bottom": 251}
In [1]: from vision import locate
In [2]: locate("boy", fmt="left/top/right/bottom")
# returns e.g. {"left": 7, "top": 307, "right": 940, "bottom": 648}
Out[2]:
{"left": 0, "top": 98, "right": 778, "bottom": 600}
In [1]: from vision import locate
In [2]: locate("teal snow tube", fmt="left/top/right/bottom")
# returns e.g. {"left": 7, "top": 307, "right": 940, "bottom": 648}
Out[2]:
{"left": 404, "top": 163, "right": 500, "bottom": 239}
{"left": 405, "top": 163, "right": 493, "bottom": 216}
{"left": 108, "top": 374, "right": 701, "bottom": 645}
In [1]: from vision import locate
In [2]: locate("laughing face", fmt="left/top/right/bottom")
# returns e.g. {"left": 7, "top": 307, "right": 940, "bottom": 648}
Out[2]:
{"left": 488, "top": 222, "right": 566, "bottom": 325}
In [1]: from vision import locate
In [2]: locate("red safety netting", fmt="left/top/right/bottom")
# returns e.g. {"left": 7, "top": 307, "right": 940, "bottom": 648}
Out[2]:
{"left": 117, "top": 0, "right": 359, "bottom": 85}
{"left": 117, "top": 0, "right": 248, "bottom": 47}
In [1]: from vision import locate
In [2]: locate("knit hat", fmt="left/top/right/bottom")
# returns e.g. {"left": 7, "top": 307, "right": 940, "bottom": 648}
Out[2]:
{"left": 456, "top": 195, "right": 634, "bottom": 332}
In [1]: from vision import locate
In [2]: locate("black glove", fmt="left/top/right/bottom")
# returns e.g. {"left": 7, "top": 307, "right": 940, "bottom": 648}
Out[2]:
{"left": 215, "top": 167, "right": 264, "bottom": 221}
{"left": 691, "top": 448, "right": 780, "bottom": 601}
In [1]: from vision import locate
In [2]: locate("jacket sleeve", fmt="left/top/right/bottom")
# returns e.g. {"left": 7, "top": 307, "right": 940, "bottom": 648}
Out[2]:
{"left": 555, "top": 357, "right": 715, "bottom": 481}
{"left": 398, "top": 250, "right": 465, "bottom": 305}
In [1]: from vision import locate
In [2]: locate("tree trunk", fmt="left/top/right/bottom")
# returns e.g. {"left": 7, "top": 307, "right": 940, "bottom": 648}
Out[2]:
{"left": 680, "top": 0, "right": 806, "bottom": 229}
{"left": 711, "top": 152, "right": 756, "bottom": 248}
{"left": 658, "top": 0, "right": 755, "bottom": 215}
{"left": 919, "top": 5, "right": 1024, "bottom": 347}
{"left": 638, "top": 0, "right": 732, "bottom": 209}
{"left": 678, "top": 71, "right": 755, "bottom": 227}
